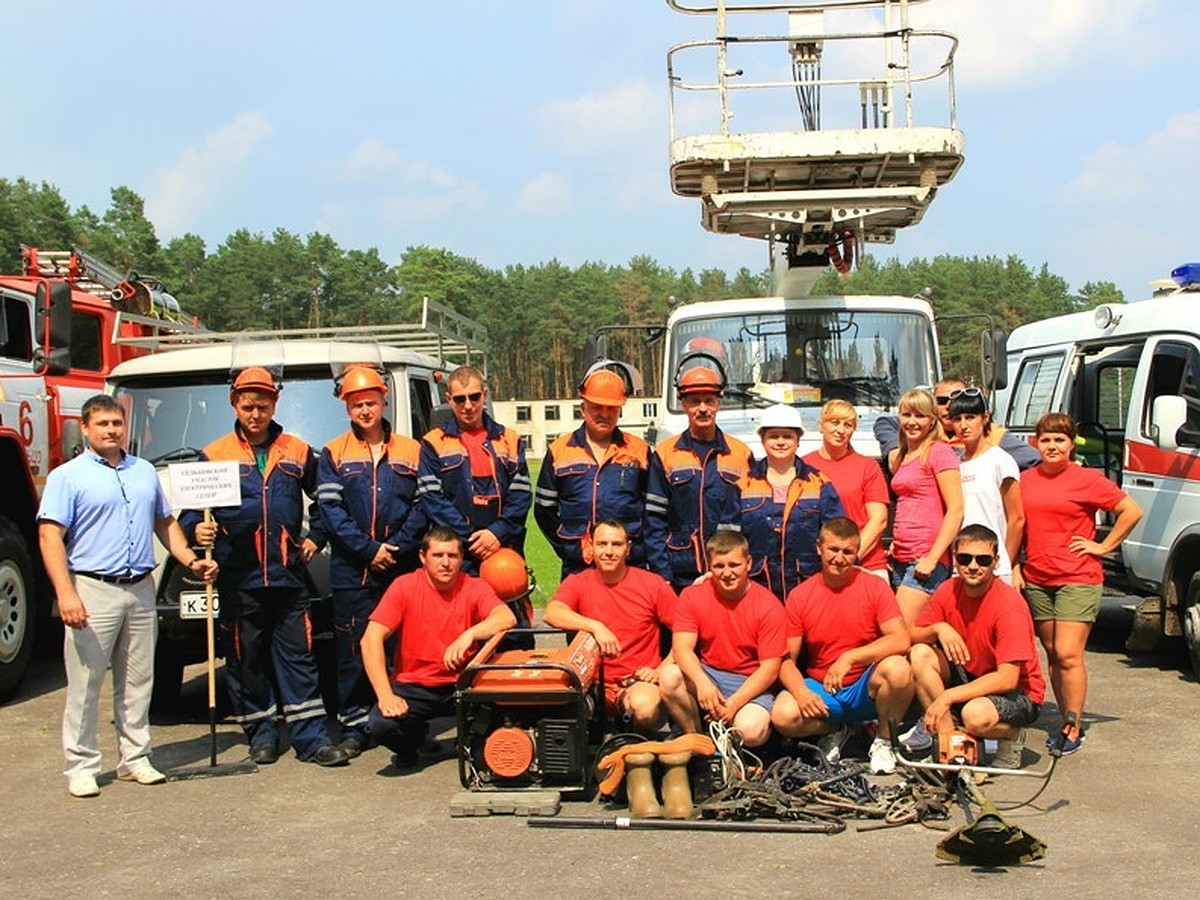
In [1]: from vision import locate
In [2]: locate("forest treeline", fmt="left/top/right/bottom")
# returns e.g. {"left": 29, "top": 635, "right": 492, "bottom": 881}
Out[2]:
{"left": 2, "top": 178, "right": 1124, "bottom": 399}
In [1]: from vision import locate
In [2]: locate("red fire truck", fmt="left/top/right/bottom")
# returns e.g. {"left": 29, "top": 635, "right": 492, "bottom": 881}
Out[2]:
{"left": 0, "top": 246, "right": 193, "bottom": 699}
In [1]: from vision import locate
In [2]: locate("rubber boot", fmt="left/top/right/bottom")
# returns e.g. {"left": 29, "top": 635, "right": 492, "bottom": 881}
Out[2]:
{"left": 658, "top": 751, "right": 694, "bottom": 820}
{"left": 623, "top": 752, "right": 662, "bottom": 818}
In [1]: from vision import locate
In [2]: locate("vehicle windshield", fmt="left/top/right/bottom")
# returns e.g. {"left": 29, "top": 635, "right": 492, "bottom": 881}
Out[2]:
{"left": 115, "top": 372, "right": 357, "bottom": 463}
{"left": 668, "top": 309, "right": 937, "bottom": 413}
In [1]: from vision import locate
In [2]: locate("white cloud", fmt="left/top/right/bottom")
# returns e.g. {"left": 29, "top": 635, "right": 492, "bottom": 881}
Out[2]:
{"left": 536, "top": 81, "right": 660, "bottom": 158}
{"left": 145, "top": 111, "right": 273, "bottom": 233}
{"left": 515, "top": 173, "right": 573, "bottom": 216}
{"left": 341, "top": 138, "right": 487, "bottom": 222}
{"left": 911, "top": 1, "right": 1158, "bottom": 87}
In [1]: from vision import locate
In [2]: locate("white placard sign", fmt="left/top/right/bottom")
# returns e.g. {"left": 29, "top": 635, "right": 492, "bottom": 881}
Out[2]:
{"left": 167, "top": 461, "right": 243, "bottom": 509}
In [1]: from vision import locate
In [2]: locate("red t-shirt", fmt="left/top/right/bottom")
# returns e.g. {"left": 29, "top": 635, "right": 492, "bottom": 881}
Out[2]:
{"left": 674, "top": 580, "right": 786, "bottom": 675}
{"left": 370, "top": 569, "right": 504, "bottom": 686}
{"left": 803, "top": 448, "right": 889, "bottom": 570}
{"left": 916, "top": 577, "right": 1045, "bottom": 703}
{"left": 460, "top": 427, "right": 495, "bottom": 479}
{"left": 1020, "top": 463, "right": 1127, "bottom": 586}
{"left": 554, "top": 567, "right": 676, "bottom": 681}
{"left": 784, "top": 569, "right": 902, "bottom": 683}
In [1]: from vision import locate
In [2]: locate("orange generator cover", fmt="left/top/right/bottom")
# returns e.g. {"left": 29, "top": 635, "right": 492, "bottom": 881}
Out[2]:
{"left": 465, "top": 632, "right": 601, "bottom": 696}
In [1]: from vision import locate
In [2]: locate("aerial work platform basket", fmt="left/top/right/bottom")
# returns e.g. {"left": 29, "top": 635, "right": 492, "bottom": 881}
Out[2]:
{"left": 666, "top": 0, "right": 963, "bottom": 270}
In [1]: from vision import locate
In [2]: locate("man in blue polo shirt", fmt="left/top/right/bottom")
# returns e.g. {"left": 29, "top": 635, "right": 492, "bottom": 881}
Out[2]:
{"left": 38, "top": 394, "right": 218, "bottom": 798}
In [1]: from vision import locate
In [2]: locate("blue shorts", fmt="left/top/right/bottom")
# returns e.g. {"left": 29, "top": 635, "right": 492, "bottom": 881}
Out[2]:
{"left": 890, "top": 560, "right": 951, "bottom": 593}
{"left": 802, "top": 665, "right": 878, "bottom": 724}
{"left": 700, "top": 663, "right": 776, "bottom": 712}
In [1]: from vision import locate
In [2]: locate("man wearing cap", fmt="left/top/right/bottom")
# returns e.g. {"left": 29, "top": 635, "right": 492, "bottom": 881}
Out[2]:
{"left": 644, "top": 363, "right": 753, "bottom": 591}
{"left": 39, "top": 394, "right": 219, "bottom": 798}
{"left": 740, "top": 403, "right": 843, "bottom": 600}
{"left": 316, "top": 366, "right": 426, "bottom": 758}
{"left": 535, "top": 367, "right": 654, "bottom": 578}
{"left": 182, "top": 367, "right": 351, "bottom": 767}
{"left": 418, "top": 366, "right": 532, "bottom": 575}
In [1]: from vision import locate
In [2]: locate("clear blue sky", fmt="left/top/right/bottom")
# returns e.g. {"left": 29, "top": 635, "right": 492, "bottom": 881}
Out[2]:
{"left": 4, "top": 1, "right": 1197, "bottom": 302}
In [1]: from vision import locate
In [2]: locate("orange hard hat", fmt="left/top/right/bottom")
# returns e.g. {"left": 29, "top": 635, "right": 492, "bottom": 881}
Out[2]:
{"left": 231, "top": 366, "right": 279, "bottom": 398}
{"left": 479, "top": 548, "right": 530, "bottom": 601}
{"left": 683, "top": 336, "right": 727, "bottom": 363}
{"left": 339, "top": 366, "right": 388, "bottom": 399}
{"left": 676, "top": 365, "right": 724, "bottom": 397}
{"left": 579, "top": 369, "right": 627, "bottom": 406}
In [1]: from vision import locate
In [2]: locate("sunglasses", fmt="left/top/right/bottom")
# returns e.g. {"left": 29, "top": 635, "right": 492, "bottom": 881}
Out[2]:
{"left": 937, "top": 387, "right": 982, "bottom": 405}
{"left": 955, "top": 552, "right": 995, "bottom": 567}
{"left": 450, "top": 391, "right": 483, "bottom": 405}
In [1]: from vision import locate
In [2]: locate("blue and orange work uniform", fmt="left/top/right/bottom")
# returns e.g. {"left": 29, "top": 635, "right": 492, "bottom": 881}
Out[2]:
{"left": 180, "top": 420, "right": 334, "bottom": 760}
{"left": 739, "top": 456, "right": 845, "bottom": 600}
{"left": 644, "top": 428, "right": 753, "bottom": 590}
{"left": 417, "top": 412, "right": 531, "bottom": 575}
{"left": 316, "top": 419, "right": 425, "bottom": 744}
{"left": 534, "top": 424, "right": 653, "bottom": 578}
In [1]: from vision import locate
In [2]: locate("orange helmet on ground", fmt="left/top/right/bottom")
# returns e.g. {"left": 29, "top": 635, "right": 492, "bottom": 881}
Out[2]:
{"left": 231, "top": 366, "right": 279, "bottom": 399}
{"left": 339, "top": 366, "right": 388, "bottom": 399}
{"left": 676, "top": 365, "right": 725, "bottom": 397}
{"left": 579, "top": 369, "right": 627, "bottom": 406}
{"left": 479, "top": 548, "right": 530, "bottom": 600}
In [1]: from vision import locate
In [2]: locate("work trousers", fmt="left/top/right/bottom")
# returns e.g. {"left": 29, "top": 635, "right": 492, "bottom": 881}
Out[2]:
{"left": 219, "top": 587, "right": 331, "bottom": 759}
{"left": 332, "top": 586, "right": 384, "bottom": 741}
{"left": 62, "top": 574, "right": 157, "bottom": 780}
{"left": 367, "top": 682, "right": 456, "bottom": 753}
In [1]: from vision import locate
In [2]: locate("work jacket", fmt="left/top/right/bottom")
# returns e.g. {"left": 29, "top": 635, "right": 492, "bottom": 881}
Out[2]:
{"left": 181, "top": 421, "right": 318, "bottom": 592}
{"left": 534, "top": 424, "right": 652, "bottom": 575}
{"left": 644, "top": 427, "right": 753, "bottom": 588}
{"left": 739, "top": 456, "right": 845, "bottom": 600}
{"left": 316, "top": 420, "right": 425, "bottom": 591}
{"left": 418, "top": 412, "right": 531, "bottom": 567}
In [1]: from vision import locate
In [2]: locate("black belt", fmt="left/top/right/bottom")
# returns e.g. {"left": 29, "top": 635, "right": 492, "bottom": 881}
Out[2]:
{"left": 75, "top": 571, "right": 151, "bottom": 585}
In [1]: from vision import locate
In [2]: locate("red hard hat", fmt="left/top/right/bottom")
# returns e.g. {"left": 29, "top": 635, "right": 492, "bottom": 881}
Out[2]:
{"left": 676, "top": 365, "right": 724, "bottom": 397}
{"left": 339, "top": 366, "right": 388, "bottom": 399}
{"left": 231, "top": 366, "right": 279, "bottom": 398}
{"left": 579, "top": 369, "right": 627, "bottom": 406}
{"left": 479, "top": 548, "right": 530, "bottom": 601}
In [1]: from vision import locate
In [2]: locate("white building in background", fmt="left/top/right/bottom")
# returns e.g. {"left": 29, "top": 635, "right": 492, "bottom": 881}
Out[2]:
{"left": 492, "top": 397, "right": 659, "bottom": 459}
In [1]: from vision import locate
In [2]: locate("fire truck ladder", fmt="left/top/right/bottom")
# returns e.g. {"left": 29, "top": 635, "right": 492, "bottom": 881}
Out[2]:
{"left": 22, "top": 245, "right": 185, "bottom": 320}
{"left": 666, "top": 0, "right": 963, "bottom": 276}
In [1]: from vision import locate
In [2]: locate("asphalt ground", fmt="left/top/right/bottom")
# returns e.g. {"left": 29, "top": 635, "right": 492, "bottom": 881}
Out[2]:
{"left": 4, "top": 598, "right": 1199, "bottom": 899}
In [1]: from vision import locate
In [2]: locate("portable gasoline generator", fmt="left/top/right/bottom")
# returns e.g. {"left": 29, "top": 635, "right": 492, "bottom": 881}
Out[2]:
{"left": 456, "top": 629, "right": 603, "bottom": 794}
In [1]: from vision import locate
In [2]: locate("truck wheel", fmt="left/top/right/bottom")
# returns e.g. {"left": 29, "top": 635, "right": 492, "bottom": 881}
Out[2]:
{"left": 1183, "top": 573, "right": 1200, "bottom": 680}
{"left": 0, "top": 519, "right": 36, "bottom": 702}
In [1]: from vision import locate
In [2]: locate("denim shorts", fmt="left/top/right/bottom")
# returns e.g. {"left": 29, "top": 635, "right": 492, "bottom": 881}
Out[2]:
{"left": 700, "top": 663, "right": 776, "bottom": 712}
{"left": 890, "top": 559, "right": 951, "bottom": 593}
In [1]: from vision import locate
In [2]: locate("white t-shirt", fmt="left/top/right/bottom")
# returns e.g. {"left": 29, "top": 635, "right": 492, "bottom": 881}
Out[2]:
{"left": 959, "top": 444, "right": 1020, "bottom": 575}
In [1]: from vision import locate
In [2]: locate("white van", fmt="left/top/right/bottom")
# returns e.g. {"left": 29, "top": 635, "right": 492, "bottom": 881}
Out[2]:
{"left": 994, "top": 264, "right": 1200, "bottom": 677}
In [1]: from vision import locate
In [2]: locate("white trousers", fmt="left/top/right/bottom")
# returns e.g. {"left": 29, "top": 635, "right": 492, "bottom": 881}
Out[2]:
{"left": 62, "top": 575, "right": 157, "bottom": 780}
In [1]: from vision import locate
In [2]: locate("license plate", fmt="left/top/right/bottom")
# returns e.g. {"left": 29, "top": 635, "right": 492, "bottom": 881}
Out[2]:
{"left": 179, "top": 590, "right": 220, "bottom": 620}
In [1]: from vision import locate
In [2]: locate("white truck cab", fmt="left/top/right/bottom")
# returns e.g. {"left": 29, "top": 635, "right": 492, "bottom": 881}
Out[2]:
{"left": 994, "top": 264, "right": 1200, "bottom": 675}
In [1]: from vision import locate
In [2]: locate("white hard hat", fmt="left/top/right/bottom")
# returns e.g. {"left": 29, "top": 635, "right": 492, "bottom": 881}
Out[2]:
{"left": 758, "top": 403, "right": 805, "bottom": 434}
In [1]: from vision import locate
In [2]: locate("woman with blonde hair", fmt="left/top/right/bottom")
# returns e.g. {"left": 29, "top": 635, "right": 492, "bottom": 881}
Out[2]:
{"left": 803, "top": 399, "right": 889, "bottom": 579}
{"left": 886, "top": 388, "right": 963, "bottom": 624}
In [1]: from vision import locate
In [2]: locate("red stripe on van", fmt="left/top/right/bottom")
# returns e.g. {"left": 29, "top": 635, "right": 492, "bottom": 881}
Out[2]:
{"left": 1125, "top": 440, "right": 1200, "bottom": 482}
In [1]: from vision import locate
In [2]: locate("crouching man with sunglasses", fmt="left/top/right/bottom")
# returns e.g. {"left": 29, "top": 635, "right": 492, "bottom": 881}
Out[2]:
{"left": 418, "top": 366, "right": 532, "bottom": 575}
{"left": 908, "top": 525, "right": 1046, "bottom": 769}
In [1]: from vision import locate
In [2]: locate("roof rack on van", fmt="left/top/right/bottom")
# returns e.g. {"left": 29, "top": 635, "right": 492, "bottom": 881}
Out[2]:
{"left": 113, "top": 296, "right": 488, "bottom": 370}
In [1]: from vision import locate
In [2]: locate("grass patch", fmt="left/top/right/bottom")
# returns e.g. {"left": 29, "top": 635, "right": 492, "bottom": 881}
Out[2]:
{"left": 523, "top": 460, "right": 560, "bottom": 606}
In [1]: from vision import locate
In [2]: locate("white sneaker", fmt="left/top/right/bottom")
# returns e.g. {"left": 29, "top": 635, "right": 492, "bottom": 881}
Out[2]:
{"left": 991, "top": 729, "right": 1026, "bottom": 770}
{"left": 116, "top": 762, "right": 168, "bottom": 785}
{"left": 868, "top": 737, "right": 897, "bottom": 775}
{"left": 817, "top": 725, "right": 849, "bottom": 764}
{"left": 67, "top": 775, "right": 100, "bottom": 798}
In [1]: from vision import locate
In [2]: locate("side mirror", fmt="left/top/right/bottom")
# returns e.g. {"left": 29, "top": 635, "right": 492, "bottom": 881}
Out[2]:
{"left": 34, "top": 282, "right": 73, "bottom": 375}
{"left": 61, "top": 418, "right": 84, "bottom": 460}
{"left": 981, "top": 327, "right": 1008, "bottom": 392}
{"left": 1151, "top": 395, "right": 1189, "bottom": 450}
